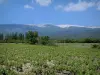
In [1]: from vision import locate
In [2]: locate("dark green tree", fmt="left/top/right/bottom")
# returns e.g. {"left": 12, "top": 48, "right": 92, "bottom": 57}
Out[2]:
{"left": 25, "top": 31, "right": 38, "bottom": 44}
{"left": 11, "top": 32, "right": 18, "bottom": 40}
{"left": 84, "top": 38, "right": 93, "bottom": 43}
{"left": 4, "top": 33, "right": 11, "bottom": 43}
{"left": 40, "top": 36, "right": 50, "bottom": 45}
{"left": 18, "top": 33, "right": 24, "bottom": 40}
{"left": 0, "top": 33, "right": 3, "bottom": 40}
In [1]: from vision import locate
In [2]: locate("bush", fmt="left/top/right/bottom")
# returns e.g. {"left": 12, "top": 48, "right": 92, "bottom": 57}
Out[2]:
{"left": 0, "top": 68, "right": 17, "bottom": 75}
{"left": 39, "top": 36, "right": 50, "bottom": 45}
{"left": 83, "top": 38, "right": 93, "bottom": 43}
{"left": 92, "top": 44, "right": 99, "bottom": 48}
{"left": 98, "top": 46, "right": 100, "bottom": 49}
{"left": 83, "top": 38, "right": 100, "bottom": 43}
{"left": 25, "top": 31, "right": 38, "bottom": 44}
{"left": 65, "top": 39, "right": 75, "bottom": 43}
{"left": 47, "top": 40, "right": 57, "bottom": 46}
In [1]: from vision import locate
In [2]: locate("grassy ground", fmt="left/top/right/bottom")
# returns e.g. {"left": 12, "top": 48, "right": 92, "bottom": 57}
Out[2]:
{"left": 0, "top": 43, "right": 100, "bottom": 75}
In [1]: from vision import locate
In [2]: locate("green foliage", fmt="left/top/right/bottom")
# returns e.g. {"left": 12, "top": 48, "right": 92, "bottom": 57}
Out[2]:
{"left": 39, "top": 36, "right": 56, "bottom": 46}
{"left": 83, "top": 38, "right": 100, "bottom": 43}
{"left": 0, "top": 31, "right": 52, "bottom": 45}
{"left": 65, "top": 39, "right": 76, "bottom": 43}
{"left": 11, "top": 32, "right": 18, "bottom": 40}
{"left": 0, "top": 43, "right": 100, "bottom": 75}
{"left": 18, "top": 33, "right": 24, "bottom": 40}
{"left": 0, "top": 31, "right": 100, "bottom": 44}
{"left": 57, "top": 38, "right": 100, "bottom": 43}
{"left": 0, "top": 33, "right": 3, "bottom": 40}
{"left": 83, "top": 38, "right": 93, "bottom": 43}
{"left": 0, "top": 68, "right": 17, "bottom": 75}
{"left": 47, "top": 40, "right": 57, "bottom": 46}
{"left": 3, "top": 33, "right": 25, "bottom": 43}
{"left": 25, "top": 31, "right": 38, "bottom": 44}
{"left": 92, "top": 44, "right": 100, "bottom": 49}
{"left": 92, "top": 44, "right": 99, "bottom": 48}
{"left": 39, "top": 36, "right": 50, "bottom": 45}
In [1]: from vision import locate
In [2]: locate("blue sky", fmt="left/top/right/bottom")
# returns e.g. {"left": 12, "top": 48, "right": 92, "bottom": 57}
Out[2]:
{"left": 0, "top": 0, "right": 100, "bottom": 26}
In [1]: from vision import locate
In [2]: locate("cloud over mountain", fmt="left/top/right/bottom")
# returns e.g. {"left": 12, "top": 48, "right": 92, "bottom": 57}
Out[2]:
{"left": 55, "top": 1, "right": 100, "bottom": 12}
{"left": 24, "top": 4, "right": 34, "bottom": 9}
{"left": 0, "top": 24, "right": 100, "bottom": 39}
{"left": 35, "top": 0, "right": 52, "bottom": 6}
{"left": 56, "top": 1, "right": 95, "bottom": 12}
{"left": 97, "top": 1, "right": 100, "bottom": 10}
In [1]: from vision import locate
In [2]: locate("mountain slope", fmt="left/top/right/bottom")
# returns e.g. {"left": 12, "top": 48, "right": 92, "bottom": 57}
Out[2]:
{"left": 0, "top": 24, "right": 100, "bottom": 39}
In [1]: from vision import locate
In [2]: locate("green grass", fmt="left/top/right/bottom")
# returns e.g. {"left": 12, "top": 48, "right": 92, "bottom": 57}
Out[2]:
{"left": 0, "top": 43, "right": 100, "bottom": 75}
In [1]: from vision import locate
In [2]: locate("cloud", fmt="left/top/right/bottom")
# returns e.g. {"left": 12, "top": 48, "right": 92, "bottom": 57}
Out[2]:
{"left": 65, "top": 2, "right": 95, "bottom": 11}
{"left": 57, "top": 24, "right": 85, "bottom": 28}
{"left": 56, "top": 1, "right": 95, "bottom": 12}
{"left": 36, "top": 0, "right": 52, "bottom": 6}
{"left": 55, "top": 5, "right": 63, "bottom": 10}
{"left": 97, "top": 1, "right": 100, "bottom": 10}
{"left": 56, "top": 24, "right": 100, "bottom": 29}
{"left": 24, "top": 4, "right": 34, "bottom": 9}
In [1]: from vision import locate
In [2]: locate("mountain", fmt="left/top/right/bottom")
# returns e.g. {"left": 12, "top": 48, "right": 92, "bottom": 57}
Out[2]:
{"left": 0, "top": 24, "right": 100, "bottom": 39}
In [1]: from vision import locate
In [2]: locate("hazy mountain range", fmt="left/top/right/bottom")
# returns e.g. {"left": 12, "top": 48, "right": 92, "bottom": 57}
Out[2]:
{"left": 0, "top": 24, "right": 100, "bottom": 39}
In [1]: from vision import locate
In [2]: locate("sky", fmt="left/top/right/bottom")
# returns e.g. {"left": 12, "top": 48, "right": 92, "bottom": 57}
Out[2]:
{"left": 0, "top": 0, "right": 100, "bottom": 26}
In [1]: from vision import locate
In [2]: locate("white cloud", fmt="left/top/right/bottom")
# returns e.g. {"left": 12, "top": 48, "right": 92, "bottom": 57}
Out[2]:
{"left": 56, "top": 1, "right": 95, "bottom": 12}
{"left": 26, "top": 24, "right": 100, "bottom": 29}
{"left": 57, "top": 24, "right": 85, "bottom": 28}
{"left": 56, "top": 24, "right": 100, "bottom": 29}
{"left": 24, "top": 4, "right": 34, "bottom": 9}
{"left": 97, "top": 1, "right": 100, "bottom": 10}
{"left": 27, "top": 24, "right": 46, "bottom": 28}
{"left": 55, "top": 5, "right": 63, "bottom": 10}
{"left": 36, "top": 0, "right": 52, "bottom": 6}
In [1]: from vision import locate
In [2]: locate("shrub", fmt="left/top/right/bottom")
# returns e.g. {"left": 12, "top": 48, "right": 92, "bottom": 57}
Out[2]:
{"left": 92, "top": 44, "right": 99, "bottom": 48}
{"left": 25, "top": 31, "right": 38, "bottom": 44}
{"left": 0, "top": 68, "right": 17, "bottom": 75}
{"left": 98, "top": 44, "right": 100, "bottom": 49}
{"left": 83, "top": 38, "right": 93, "bottom": 43}
{"left": 47, "top": 40, "right": 57, "bottom": 46}
{"left": 39, "top": 36, "right": 50, "bottom": 45}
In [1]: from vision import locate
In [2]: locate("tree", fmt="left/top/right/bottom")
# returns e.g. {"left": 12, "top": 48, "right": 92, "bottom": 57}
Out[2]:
{"left": 4, "top": 33, "right": 11, "bottom": 43}
{"left": 33, "top": 31, "right": 38, "bottom": 38}
{"left": 40, "top": 36, "right": 50, "bottom": 45}
{"left": 0, "top": 33, "right": 3, "bottom": 40}
{"left": 83, "top": 38, "right": 93, "bottom": 43}
{"left": 18, "top": 33, "right": 24, "bottom": 40}
{"left": 11, "top": 32, "right": 18, "bottom": 40}
{"left": 25, "top": 31, "right": 38, "bottom": 44}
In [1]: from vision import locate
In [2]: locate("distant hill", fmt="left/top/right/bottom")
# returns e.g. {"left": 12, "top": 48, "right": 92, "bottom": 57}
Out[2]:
{"left": 0, "top": 24, "right": 100, "bottom": 39}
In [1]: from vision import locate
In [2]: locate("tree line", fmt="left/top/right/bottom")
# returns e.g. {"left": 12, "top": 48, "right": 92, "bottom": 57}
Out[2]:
{"left": 0, "top": 31, "right": 100, "bottom": 44}
{"left": 56, "top": 38, "right": 100, "bottom": 43}
{"left": 0, "top": 31, "right": 50, "bottom": 45}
